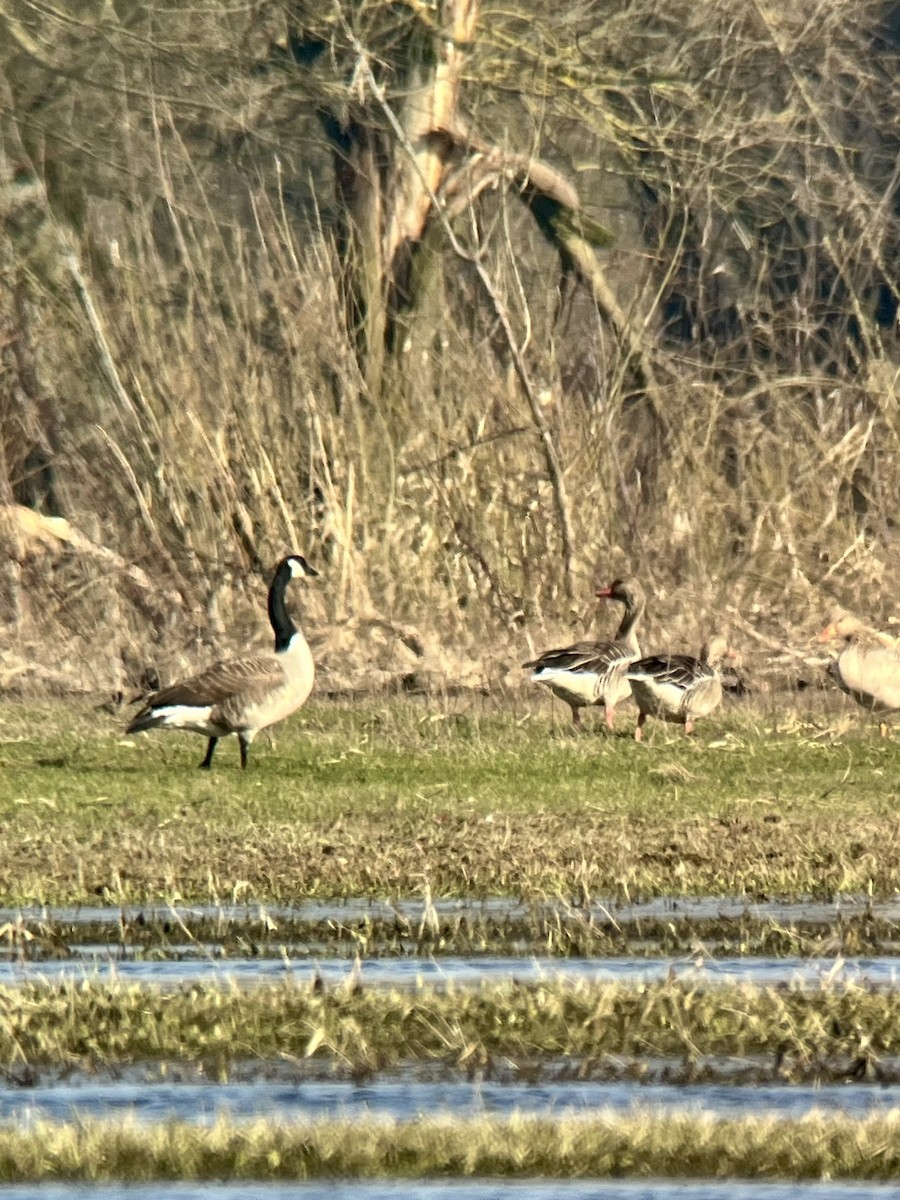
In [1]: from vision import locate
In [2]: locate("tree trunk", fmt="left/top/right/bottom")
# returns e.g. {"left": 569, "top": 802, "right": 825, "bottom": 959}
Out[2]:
{"left": 309, "top": 2, "right": 479, "bottom": 403}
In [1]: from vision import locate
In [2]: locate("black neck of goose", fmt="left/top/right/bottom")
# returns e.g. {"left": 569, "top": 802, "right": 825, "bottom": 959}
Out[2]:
{"left": 615, "top": 594, "right": 644, "bottom": 642}
{"left": 268, "top": 566, "right": 298, "bottom": 652}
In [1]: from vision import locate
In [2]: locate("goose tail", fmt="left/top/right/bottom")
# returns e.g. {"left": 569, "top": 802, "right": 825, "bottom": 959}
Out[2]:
{"left": 126, "top": 703, "right": 214, "bottom": 734}
{"left": 126, "top": 707, "right": 166, "bottom": 734}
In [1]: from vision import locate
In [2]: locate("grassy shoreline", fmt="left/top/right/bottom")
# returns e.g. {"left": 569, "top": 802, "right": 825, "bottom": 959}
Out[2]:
{"left": 1, "top": 1111, "right": 900, "bottom": 1183}
{"left": 2, "top": 698, "right": 899, "bottom": 906}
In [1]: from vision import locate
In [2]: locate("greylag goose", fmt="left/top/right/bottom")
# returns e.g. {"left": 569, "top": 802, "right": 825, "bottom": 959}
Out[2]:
{"left": 626, "top": 635, "right": 734, "bottom": 742}
{"left": 523, "top": 577, "right": 645, "bottom": 729}
{"left": 127, "top": 554, "right": 317, "bottom": 769}
{"left": 818, "top": 608, "right": 900, "bottom": 735}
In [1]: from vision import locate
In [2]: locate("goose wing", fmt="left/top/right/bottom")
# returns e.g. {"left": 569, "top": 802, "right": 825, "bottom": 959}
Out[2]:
{"left": 526, "top": 639, "right": 634, "bottom": 675}
{"left": 627, "top": 654, "right": 707, "bottom": 689}
{"left": 135, "top": 653, "right": 285, "bottom": 714}
{"left": 627, "top": 652, "right": 723, "bottom": 719}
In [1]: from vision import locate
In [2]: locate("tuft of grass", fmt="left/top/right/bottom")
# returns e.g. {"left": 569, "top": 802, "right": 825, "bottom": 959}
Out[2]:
{"left": 1, "top": 699, "right": 899, "bottom": 905}
{"left": 1, "top": 1110, "right": 900, "bottom": 1182}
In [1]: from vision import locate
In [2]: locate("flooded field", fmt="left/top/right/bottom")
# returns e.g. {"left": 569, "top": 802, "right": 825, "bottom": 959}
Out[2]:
{"left": 0, "top": 914, "right": 898, "bottom": 1189}
{"left": 5, "top": 883, "right": 900, "bottom": 1190}
{"left": 3, "top": 898, "right": 900, "bottom": 1148}
{"left": 2, "top": 894, "right": 900, "bottom": 994}
{"left": 5, "top": 893, "right": 900, "bottom": 927}
{"left": 4, "top": 704, "right": 900, "bottom": 1187}
{"left": 1, "top": 893, "right": 899, "bottom": 990}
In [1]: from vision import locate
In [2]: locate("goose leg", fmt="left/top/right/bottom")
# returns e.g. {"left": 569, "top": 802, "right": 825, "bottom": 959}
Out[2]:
{"left": 604, "top": 705, "right": 615, "bottom": 731}
{"left": 634, "top": 713, "right": 647, "bottom": 742}
{"left": 238, "top": 732, "right": 252, "bottom": 770}
{"left": 570, "top": 706, "right": 581, "bottom": 728}
{"left": 199, "top": 738, "right": 218, "bottom": 769}
{"left": 683, "top": 719, "right": 695, "bottom": 737}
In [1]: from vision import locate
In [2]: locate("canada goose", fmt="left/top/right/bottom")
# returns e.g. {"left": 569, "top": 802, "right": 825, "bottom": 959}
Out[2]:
{"left": 818, "top": 608, "right": 900, "bottom": 736}
{"left": 126, "top": 554, "right": 317, "bottom": 769}
{"left": 523, "top": 577, "right": 645, "bottom": 729}
{"left": 626, "top": 635, "right": 735, "bottom": 742}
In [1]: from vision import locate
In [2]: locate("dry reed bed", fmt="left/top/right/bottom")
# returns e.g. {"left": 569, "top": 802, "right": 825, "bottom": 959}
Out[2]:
{"left": 0, "top": 1, "right": 897, "bottom": 698}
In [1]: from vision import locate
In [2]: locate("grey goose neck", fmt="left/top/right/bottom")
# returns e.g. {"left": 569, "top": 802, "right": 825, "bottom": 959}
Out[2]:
{"left": 614, "top": 592, "right": 644, "bottom": 644}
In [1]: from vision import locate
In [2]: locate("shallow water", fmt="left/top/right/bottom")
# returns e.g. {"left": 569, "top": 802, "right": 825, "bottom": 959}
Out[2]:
{"left": 1, "top": 952, "right": 897, "bottom": 989}
{"left": 2, "top": 894, "right": 898, "bottom": 928}
{"left": 0, "top": 1179, "right": 896, "bottom": 1200}
{"left": 3, "top": 1074, "right": 900, "bottom": 1128}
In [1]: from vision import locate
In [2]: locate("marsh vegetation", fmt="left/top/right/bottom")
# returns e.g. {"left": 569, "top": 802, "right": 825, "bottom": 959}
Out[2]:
{"left": 0, "top": 0, "right": 897, "bottom": 699}
{"left": 2, "top": 697, "right": 900, "bottom": 1183}
{"left": 1, "top": 0, "right": 899, "bottom": 1185}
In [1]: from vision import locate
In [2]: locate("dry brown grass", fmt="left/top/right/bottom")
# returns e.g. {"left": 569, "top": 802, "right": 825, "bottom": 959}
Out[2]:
{"left": 0, "top": 1, "right": 896, "bottom": 698}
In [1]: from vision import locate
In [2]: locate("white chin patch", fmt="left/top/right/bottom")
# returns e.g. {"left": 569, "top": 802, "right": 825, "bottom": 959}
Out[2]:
{"left": 288, "top": 557, "right": 306, "bottom": 578}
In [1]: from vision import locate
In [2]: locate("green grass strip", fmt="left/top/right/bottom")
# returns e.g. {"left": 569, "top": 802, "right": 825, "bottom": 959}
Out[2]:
{"left": 1, "top": 1111, "right": 899, "bottom": 1182}
{"left": 3, "top": 701, "right": 900, "bottom": 904}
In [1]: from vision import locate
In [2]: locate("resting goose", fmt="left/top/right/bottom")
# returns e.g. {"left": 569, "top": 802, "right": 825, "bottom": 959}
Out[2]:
{"left": 818, "top": 608, "right": 900, "bottom": 735}
{"left": 626, "top": 635, "right": 734, "bottom": 742}
{"left": 523, "top": 577, "right": 645, "bottom": 729}
{"left": 126, "top": 554, "right": 317, "bottom": 769}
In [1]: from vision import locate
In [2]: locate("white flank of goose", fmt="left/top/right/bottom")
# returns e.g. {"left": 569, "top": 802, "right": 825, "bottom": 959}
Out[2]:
{"left": 818, "top": 608, "right": 900, "bottom": 735}
{"left": 523, "top": 577, "right": 646, "bottom": 729}
{"left": 126, "top": 554, "right": 317, "bottom": 769}
{"left": 627, "top": 634, "right": 734, "bottom": 742}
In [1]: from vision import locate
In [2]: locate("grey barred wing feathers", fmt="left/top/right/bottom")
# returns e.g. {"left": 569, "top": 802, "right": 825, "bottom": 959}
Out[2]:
{"left": 525, "top": 577, "right": 646, "bottom": 730}
{"left": 627, "top": 654, "right": 705, "bottom": 690}
{"left": 527, "top": 640, "right": 634, "bottom": 676}
{"left": 626, "top": 636, "right": 731, "bottom": 741}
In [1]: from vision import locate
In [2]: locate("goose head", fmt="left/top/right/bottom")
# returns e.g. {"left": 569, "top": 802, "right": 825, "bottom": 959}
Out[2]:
{"left": 818, "top": 608, "right": 864, "bottom": 644}
{"left": 701, "top": 635, "right": 737, "bottom": 667}
{"left": 595, "top": 576, "right": 645, "bottom": 611}
{"left": 282, "top": 554, "right": 319, "bottom": 581}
